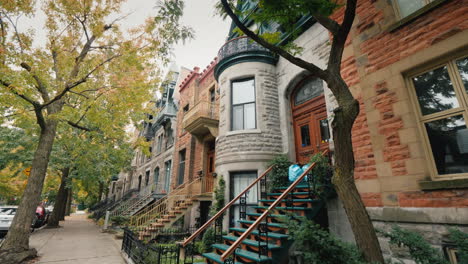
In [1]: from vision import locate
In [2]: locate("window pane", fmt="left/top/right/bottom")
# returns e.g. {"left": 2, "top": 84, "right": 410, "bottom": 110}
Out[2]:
{"left": 320, "top": 119, "right": 331, "bottom": 143}
{"left": 244, "top": 103, "right": 256, "bottom": 129}
{"left": 397, "top": 0, "right": 425, "bottom": 18}
{"left": 456, "top": 56, "right": 468, "bottom": 94}
{"left": 232, "top": 105, "right": 244, "bottom": 130}
{"left": 295, "top": 78, "right": 324, "bottom": 106}
{"left": 233, "top": 79, "right": 255, "bottom": 105}
{"left": 412, "top": 65, "right": 459, "bottom": 115}
{"left": 424, "top": 115, "right": 468, "bottom": 175}
{"left": 300, "top": 125, "right": 311, "bottom": 147}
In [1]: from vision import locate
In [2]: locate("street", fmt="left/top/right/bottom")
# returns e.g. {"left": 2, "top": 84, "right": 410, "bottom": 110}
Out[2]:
{"left": 29, "top": 212, "right": 125, "bottom": 264}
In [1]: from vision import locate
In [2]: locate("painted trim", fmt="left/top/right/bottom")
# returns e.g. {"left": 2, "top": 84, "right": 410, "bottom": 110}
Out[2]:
{"left": 214, "top": 52, "right": 278, "bottom": 81}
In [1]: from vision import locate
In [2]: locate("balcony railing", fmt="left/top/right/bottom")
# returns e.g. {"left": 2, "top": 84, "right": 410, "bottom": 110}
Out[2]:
{"left": 215, "top": 36, "right": 278, "bottom": 79}
{"left": 154, "top": 101, "right": 177, "bottom": 126}
{"left": 182, "top": 100, "right": 219, "bottom": 137}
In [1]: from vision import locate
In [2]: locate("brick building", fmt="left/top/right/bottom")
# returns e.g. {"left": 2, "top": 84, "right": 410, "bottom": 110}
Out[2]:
{"left": 209, "top": 0, "right": 467, "bottom": 262}
{"left": 171, "top": 59, "right": 219, "bottom": 227}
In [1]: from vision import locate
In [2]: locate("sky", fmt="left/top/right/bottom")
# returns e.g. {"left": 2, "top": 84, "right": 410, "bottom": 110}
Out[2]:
{"left": 20, "top": 0, "right": 231, "bottom": 71}
{"left": 119, "top": 0, "right": 231, "bottom": 70}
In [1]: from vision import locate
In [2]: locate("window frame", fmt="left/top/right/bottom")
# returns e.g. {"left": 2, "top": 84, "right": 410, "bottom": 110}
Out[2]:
{"left": 177, "top": 149, "right": 186, "bottom": 185}
{"left": 231, "top": 77, "right": 257, "bottom": 131}
{"left": 392, "top": 0, "right": 432, "bottom": 19}
{"left": 407, "top": 53, "right": 468, "bottom": 180}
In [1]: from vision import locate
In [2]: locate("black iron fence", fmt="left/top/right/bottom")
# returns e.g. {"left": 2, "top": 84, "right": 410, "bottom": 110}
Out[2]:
{"left": 122, "top": 227, "right": 201, "bottom": 264}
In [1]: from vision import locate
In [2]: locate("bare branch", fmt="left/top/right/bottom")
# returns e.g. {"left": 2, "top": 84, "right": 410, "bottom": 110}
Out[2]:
{"left": 220, "top": 0, "right": 326, "bottom": 79}
{"left": 328, "top": 0, "right": 357, "bottom": 73}
{"left": 2, "top": 11, "right": 24, "bottom": 54}
{"left": 0, "top": 79, "right": 40, "bottom": 107}
{"left": 42, "top": 54, "right": 121, "bottom": 109}
{"left": 34, "top": 107, "right": 46, "bottom": 130}
{"left": 66, "top": 120, "right": 93, "bottom": 132}
{"left": 311, "top": 13, "right": 340, "bottom": 35}
{"left": 69, "top": 90, "right": 90, "bottom": 99}
{"left": 20, "top": 62, "right": 50, "bottom": 102}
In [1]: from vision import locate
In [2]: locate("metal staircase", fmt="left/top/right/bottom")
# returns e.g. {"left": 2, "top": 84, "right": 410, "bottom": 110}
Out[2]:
{"left": 182, "top": 150, "right": 332, "bottom": 264}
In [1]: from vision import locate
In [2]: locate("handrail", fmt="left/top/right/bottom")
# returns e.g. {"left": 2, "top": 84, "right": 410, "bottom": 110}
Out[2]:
{"left": 129, "top": 176, "right": 204, "bottom": 229}
{"left": 220, "top": 150, "right": 329, "bottom": 261}
{"left": 182, "top": 165, "right": 274, "bottom": 247}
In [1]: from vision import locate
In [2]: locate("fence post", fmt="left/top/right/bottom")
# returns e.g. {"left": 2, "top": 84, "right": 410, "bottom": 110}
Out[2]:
{"left": 103, "top": 210, "right": 110, "bottom": 230}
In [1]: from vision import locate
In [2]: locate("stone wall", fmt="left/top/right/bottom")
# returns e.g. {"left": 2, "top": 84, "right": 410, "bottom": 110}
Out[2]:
{"left": 216, "top": 62, "right": 283, "bottom": 165}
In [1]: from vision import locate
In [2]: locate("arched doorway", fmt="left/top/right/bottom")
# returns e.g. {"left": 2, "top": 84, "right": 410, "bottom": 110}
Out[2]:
{"left": 291, "top": 77, "right": 330, "bottom": 164}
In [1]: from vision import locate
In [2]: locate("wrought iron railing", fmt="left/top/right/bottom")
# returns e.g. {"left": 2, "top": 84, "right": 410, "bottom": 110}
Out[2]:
{"left": 217, "top": 36, "right": 276, "bottom": 62}
{"left": 122, "top": 228, "right": 181, "bottom": 264}
{"left": 181, "top": 166, "right": 274, "bottom": 254}
{"left": 220, "top": 150, "right": 330, "bottom": 261}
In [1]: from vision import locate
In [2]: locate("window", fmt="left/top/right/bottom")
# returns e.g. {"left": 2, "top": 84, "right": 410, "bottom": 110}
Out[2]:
{"left": 154, "top": 167, "right": 160, "bottom": 192}
{"left": 230, "top": 171, "right": 257, "bottom": 226}
{"left": 294, "top": 78, "right": 323, "bottom": 106}
{"left": 145, "top": 170, "right": 150, "bottom": 186}
{"left": 157, "top": 134, "right": 163, "bottom": 153}
{"left": 183, "top": 104, "right": 189, "bottom": 112}
{"left": 409, "top": 55, "right": 468, "bottom": 178}
{"left": 164, "top": 160, "right": 172, "bottom": 192}
{"left": 393, "top": 0, "right": 435, "bottom": 18}
{"left": 178, "top": 149, "right": 186, "bottom": 185}
{"left": 210, "top": 87, "right": 216, "bottom": 103}
{"left": 232, "top": 78, "right": 256, "bottom": 130}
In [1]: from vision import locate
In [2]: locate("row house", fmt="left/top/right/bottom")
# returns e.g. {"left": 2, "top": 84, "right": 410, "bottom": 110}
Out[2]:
{"left": 171, "top": 60, "right": 220, "bottom": 228}
{"left": 177, "top": 0, "right": 467, "bottom": 263}
{"left": 111, "top": 1, "right": 467, "bottom": 263}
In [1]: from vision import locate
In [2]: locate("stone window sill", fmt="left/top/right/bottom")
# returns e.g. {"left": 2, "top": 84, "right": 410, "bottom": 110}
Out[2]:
{"left": 419, "top": 178, "right": 468, "bottom": 190}
{"left": 226, "top": 128, "right": 262, "bottom": 136}
{"left": 386, "top": 0, "right": 449, "bottom": 33}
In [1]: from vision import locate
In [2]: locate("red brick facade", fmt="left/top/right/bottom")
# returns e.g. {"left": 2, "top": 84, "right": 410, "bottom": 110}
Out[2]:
{"left": 171, "top": 60, "right": 219, "bottom": 190}
{"left": 335, "top": 0, "right": 468, "bottom": 208}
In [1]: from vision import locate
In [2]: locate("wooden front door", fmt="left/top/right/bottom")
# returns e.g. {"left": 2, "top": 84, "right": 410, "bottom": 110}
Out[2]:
{"left": 292, "top": 78, "right": 330, "bottom": 164}
{"left": 205, "top": 148, "right": 215, "bottom": 193}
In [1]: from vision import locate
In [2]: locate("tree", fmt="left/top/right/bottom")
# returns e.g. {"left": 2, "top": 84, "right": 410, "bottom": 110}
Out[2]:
{"left": 0, "top": 0, "right": 192, "bottom": 262}
{"left": 217, "top": 0, "right": 384, "bottom": 262}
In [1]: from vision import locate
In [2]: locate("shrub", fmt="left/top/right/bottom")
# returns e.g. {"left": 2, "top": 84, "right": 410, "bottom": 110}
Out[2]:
{"left": 378, "top": 226, "right": 447, "bottom": 264}
{"left": 308, "top": 153, "right": 333, "bottom": 199}
{"left": 110, "top": 215, "right": 130, "bottom": 226}
{"left": 198, "top": 228, "right": 215, "bottom": 253}
{"left": 209, "top": 176, "right": 225, "bottom": 217}
{"left": 448, "top": 228, "right": 468, "bottom": 264}
{"left": 286, "top": 216, "right": 367, "bottom": 264}
{"left": 267, "top": 154, "right": 292, "bottom": 191}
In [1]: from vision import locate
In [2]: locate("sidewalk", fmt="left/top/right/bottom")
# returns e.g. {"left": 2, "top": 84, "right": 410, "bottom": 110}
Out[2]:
{"left": 29, "top": 212, "right": 125, "bottom": 264}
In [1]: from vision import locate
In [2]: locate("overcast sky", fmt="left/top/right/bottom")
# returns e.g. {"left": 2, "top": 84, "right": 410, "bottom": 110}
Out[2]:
{"left": 120, "top": 0, "right": 231, "bottom": 70}
{"left": 20, "top": 0, "right": 231, "bottom": 71}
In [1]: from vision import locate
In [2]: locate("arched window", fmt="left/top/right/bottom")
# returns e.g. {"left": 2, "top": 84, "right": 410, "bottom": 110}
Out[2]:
{"left": 294, "top": 78, "right": 324, "bottom": 106}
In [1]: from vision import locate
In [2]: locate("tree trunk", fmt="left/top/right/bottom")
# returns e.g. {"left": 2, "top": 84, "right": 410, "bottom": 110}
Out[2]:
{"left": 47, "top": 167, "right": 69, "bottom": 228}
{"left": 0, "top": 119, "right": 59, "bottom": 263}
{"left": 59, "top": 187, "right": 68, "bottom": 221}
{"left": 98, "top": 182, "right": 104, "bottom": 201}
{"left": 65, "top": 186, "right": 72, "bottom": 216}
{"left": 329, "top": 77, "right": 384, "bottom": 264}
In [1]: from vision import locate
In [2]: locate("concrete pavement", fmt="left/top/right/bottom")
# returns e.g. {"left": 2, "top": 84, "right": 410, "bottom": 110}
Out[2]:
{"left": 29, "top": 212, "right": 125, "bottom": 264}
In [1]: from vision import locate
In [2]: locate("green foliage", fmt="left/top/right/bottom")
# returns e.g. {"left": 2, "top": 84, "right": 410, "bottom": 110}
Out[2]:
{"left": 308, "top": 153, "right": 333, "bottom": 199}
{"left": 286, "top": 216, "right": 367, "bottom": 264}
{"left": 199, "top": 228, "right": 215, "bottom": 253}
{"left": 267, "top": 154, "right": 292, "bottom": 191}
{"left": 210, "top": 175, "right": 226, "bottom": 216}
{"left": 378, "top": 226, "right": 447, "bottom": 264}
{"left": 110, "top": 216, "right": 130, "bottom": 226}
{"left": 448, "top": 228, "right": 468, "bottom": 264}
